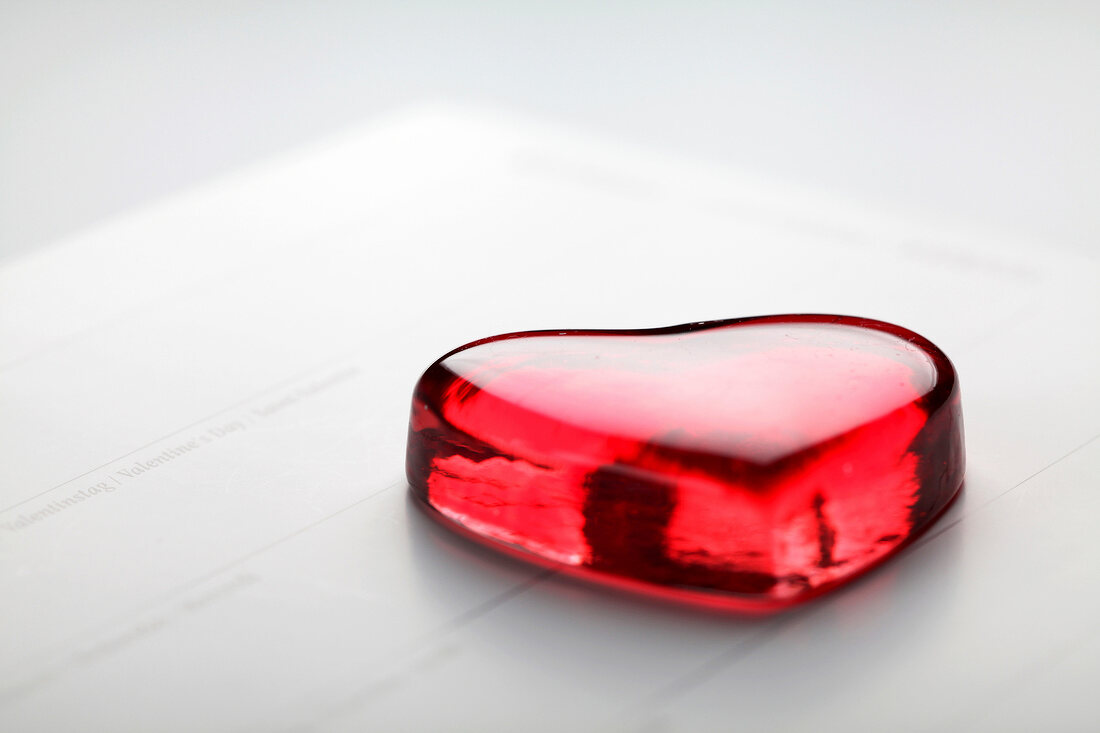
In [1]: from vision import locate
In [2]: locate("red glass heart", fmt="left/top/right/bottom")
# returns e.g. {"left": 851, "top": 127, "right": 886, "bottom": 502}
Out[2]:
{"left": 406, "top": 315, "right": 964, "bottom": 611}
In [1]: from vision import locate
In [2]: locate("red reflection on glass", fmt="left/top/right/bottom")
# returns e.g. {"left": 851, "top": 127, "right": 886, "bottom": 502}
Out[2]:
{"left": 407, "top": 315, "right": 964, "bottom": 611}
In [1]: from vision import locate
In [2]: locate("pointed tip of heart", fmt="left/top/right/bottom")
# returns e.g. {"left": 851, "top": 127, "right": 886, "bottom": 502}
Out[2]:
{"left": 407, "top": 315, "right": 965, "bottom": 611}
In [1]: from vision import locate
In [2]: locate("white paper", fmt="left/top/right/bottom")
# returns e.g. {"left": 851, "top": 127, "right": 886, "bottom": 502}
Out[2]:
{"left": 2, "top": 105, "right": 1098, "bottom": 732}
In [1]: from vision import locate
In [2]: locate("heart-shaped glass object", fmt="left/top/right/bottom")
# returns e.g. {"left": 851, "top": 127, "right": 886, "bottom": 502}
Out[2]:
{"left": 406, "top": 315, "right": 964, "bottom": 611}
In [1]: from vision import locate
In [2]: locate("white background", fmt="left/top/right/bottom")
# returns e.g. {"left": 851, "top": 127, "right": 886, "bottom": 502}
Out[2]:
{"left": 3, "top": 0, "right": 1099, "bottom": 261}
{"left": 3, "top": 4, "right": 1100, "bottom": 731}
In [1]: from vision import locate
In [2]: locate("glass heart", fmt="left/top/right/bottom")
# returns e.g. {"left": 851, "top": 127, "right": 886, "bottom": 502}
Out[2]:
{"left": 406, "top": 315, "right": 964, "bottom": 611}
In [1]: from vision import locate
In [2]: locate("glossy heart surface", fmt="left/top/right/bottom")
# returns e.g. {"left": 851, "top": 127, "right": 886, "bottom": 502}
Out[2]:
{"left": 406, "top": 315, "right": 964, "bottom": 611}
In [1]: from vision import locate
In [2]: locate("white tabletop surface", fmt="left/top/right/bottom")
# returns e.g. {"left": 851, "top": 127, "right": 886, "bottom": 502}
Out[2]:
{"left": 1, "top": 106, "right": 1098, "bottom": 732}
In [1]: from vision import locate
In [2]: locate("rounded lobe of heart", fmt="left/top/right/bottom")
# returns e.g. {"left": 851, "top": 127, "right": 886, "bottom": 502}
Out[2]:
{"left": 406, "top": 315, "right": 964, "bottom": 611}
